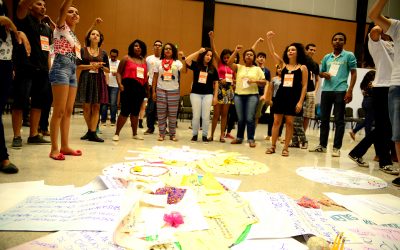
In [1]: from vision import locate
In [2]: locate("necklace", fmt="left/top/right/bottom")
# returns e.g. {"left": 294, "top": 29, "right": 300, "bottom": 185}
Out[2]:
{"left": 162, "top": 59, "right": 173, "bottom": 71}
{"left": 287, "top": 64, "right": 298, "bottom": 73}
{"left": 88, "top": 47, "right": 99, "bottom": 57}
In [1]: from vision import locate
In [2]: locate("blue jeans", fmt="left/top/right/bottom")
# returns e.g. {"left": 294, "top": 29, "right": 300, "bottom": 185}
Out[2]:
{"left": 0, "top": 61, "right": 12, "bottom": 161}
{"left": 389, "top": 86, "right": 400, "bottom": 142}
{"left": 234, "top": 94, "right": 259, "bottom": 141}
{"left": 101, "top": 86, "right": 119, "bottom": 123}
{"left": 320, "top": 91, "right": 346, "bottom": 149}
{"left": 353, "top": 96, "right": 373, "bottom": 135}
{"left": 190, "top": 93, "right": 213, "bottom": 137}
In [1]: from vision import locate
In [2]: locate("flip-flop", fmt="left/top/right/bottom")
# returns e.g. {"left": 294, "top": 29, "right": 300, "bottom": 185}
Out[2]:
{"left": 49, "top": 153, "right": 65, "bottom": 160}
{"left": 60, "top": 150, "right": 82, "bottom": 156}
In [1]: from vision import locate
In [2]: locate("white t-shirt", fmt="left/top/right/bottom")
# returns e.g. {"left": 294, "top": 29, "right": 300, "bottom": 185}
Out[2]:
{"left": 154, "top": 59, "right": 183, "bottom": 90}
{"left": 0, "top": 31, "right": 12, "bottom": 60}
{"left": 146, "top": 55, "right": 160, "bottom": 86}
{"left": 108, "top": 59, "right": 120, "bottom": 88}
{"left": 368, "top": 34, "right": 394, "bottom": 87}
{"left": 387, "top": 19, "right": 400, "bottom": 85}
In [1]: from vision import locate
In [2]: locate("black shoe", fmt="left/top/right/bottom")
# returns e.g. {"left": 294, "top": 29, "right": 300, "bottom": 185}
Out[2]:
{"left": 392, "top": 177, "right": 400, "bottom": 187}
{"left": 0, "top": 162, "right": 19, "bottom": 174}
{"left": 81, "top": 131, "right": 90, "bottom": 140}
{"left": 12, "top": 136, "right": 23, "bottom": 148}
{"left": 202, "top": 136, "right": 209, "bottom": 143}
{"left": 348, "top": 154, "right": 369, "bottom": 168}
{"left": 88, "top": 132, "right": 104, "bottom": 142}
{"left": 191, "top": 135, "right": 198, "bottom": 142}
{"left": 144, "top": 129, "right": 154, "bottom": 135}
{"left": 27, "top": 135, "right": 50, "bottom": 144}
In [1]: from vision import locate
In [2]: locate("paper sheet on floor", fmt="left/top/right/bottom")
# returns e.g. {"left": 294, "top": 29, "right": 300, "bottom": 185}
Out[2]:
{"left": 325, "top": 211, "right": 400, "bottom": 249}
{"left": 231, "top": 238, "right": 308, "bottom": 250}
{"left": 324, "top": 193, "right": 400, "bottom": 225}
{"left": 296, "top": 167, "right": 387, "bottom": 189}
{"left": 0, "top": 189, "right": 133, "bottom": 231}
{"left": 241, "top": 191, "right": 360, "bottom": 243}
{"left": 0, "top": 181, "right": 75, "bottom": 213}
{"left": 9, "top": 231, "right": 123, "bottom": 250}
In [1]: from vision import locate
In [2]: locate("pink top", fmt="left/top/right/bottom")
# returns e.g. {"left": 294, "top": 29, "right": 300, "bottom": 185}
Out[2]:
{"left": 53, "top": 23, "right": 80, "bottom": 58}
{"left": 122, "top": 59, "right": 147, "bottom": 86}
{"left": 217, "top": 62, "right": 234, "bottom": 79}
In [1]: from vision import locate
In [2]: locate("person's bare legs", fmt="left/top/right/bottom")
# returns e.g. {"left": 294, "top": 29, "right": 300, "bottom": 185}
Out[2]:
{"left": 210, "top": 104, "right": 221, "bottom": 140}
{"left": 283, "top": 116, "right": 294, "bottom": 154}
{"left": 89, "top": 104, "right": 100, "bottom": 132}
{"left": 220, "top": 104, "right": 230, "bottom": 139}
{"left": 50, "top": 85, "right": 69, "bottom": 157}
{"left": 12, "top": 109, "right": 23, "bottom": 137}
{"left": 303, "top": 117, "right": 310, "bottom": 132}
{"left": 29, "top": 108, "right": 41, "bottom": 137}
{"left": 60, "top": 87, "right": 78, "bottom": 153}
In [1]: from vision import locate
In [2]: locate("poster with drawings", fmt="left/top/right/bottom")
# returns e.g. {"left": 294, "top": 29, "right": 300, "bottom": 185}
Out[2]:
{"left": 296, "top": 167, "right": 387, "bottom": 189}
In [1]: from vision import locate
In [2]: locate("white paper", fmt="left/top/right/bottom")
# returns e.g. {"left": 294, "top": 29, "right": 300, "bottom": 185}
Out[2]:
{"left": 241, "top": 191, "right": 345, "bottom": 242}
{"left": 231, "top": 238, "right": 308, "bottom": 250}
{"left": 324, "top": 193, "right": 400, "bottom": 225}
{"left": 9, "top": 230, "right": 123, "bottom": 250}
{"left": 296, "top": 167, "right": 387, "bottom": 189}
{"left": 0, "top": 189, "right": 129, "bottom": 231}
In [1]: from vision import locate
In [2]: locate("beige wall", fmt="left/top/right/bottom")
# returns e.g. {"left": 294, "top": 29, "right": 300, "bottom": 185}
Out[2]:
{"left": 44, "top": 1, "right": 357, "bottom": 94}
{"left": 213, "top": 4, "right": 357, "bottom": 78}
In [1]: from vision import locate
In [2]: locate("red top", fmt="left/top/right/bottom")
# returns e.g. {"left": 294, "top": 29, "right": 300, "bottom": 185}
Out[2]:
{"left": 122, "top": 59, "right": 147, "bottom": 86}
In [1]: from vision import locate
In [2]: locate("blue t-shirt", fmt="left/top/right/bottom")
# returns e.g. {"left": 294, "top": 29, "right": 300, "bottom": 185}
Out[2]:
{"left": 320, "top": 50, "right": 357, "bottom": 91}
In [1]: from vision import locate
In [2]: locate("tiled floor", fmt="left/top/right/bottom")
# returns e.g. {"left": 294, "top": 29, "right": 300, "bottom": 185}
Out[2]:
{"left": 1, "top": 113, "right": 399, "bottom": 248}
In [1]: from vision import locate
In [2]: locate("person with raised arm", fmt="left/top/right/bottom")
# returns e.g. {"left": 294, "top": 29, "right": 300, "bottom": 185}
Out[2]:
{"left": 263, "top": 31, "right": 308, "bottom": 156}
{"left": 185, "top": 47, "right": 219, "bottom": 143}
{"left": 369, "top": 0, "right": 400, "bottom": 186}
{"left": 208, "top": 31, "right": 235, "bottom": 142}
{"left": 48, "top": 0, "right": 82, "bottom": 160}
{"left": 226, "top": 44, "right": 266, "bottom": 148}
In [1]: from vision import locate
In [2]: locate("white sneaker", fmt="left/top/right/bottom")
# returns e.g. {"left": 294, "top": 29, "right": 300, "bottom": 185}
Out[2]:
{"left": 112, "top": 134, "right": 119, "bottom": 141}
{"left": 132, "top": 135, "right": 144, "bottom": 140}
{"left": 332, "top": 148, "right": 341, "bottom": 157}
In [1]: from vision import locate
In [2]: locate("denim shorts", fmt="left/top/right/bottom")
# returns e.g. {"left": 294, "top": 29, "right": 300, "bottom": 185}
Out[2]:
{"left": 49, "top": 54, "right": 77, "bottom": 87}
{"left": 388, "top": 85, "right": 400, "bottom": 142}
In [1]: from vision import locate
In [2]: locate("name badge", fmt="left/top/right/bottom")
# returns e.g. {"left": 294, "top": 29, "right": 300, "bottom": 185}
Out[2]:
{"left": 242, "top": 78, "right": 250, "bottom": 88}
{"left": 329, "top": 63, "right": 340, "bottom": 77}
{"left": 225, "top": 73, "right": 233, "bottom": 83}
{"left": 283, "top": 74, "right": 294, "bottom": 87}
{"left": 199, "top": 71, "right": 208, "bottom": 84}
{"left": 40, "top": 35, "right": 50, "bottom": 51}
{"left": 89, "top": 62, "right": 99, "bottom": 74}
{"left": 75, "top": 42, "right": 81, "bottom": 60}
{"left": 110, "top": 65, "right": 117, "bottom": 73}
{"left": 163, "top": 71, "right": 172, "bottom": 81}
{"left": 137, "top": 67, "right": 145, "bottom": 79}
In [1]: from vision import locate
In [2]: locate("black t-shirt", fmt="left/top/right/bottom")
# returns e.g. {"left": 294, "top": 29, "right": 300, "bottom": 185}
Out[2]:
{"left": 188, "top": 61, "right": 218, "bottom": 95}
{"left": 14, "top": 14, "right": 52, "bottom": 71}
{"left": 305, "top": 56, "right": 319, "bottom": 92}
{"left": 258, "top": 67, "right": 271, "bottom": 95}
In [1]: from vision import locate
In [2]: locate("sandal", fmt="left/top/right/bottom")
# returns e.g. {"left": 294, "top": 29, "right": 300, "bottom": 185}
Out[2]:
{"left": 60, "top": 149, "right": 82, "bottom": 156}
{"left": 157, "top": 136, "right": 164, "bottom": 141}
{"left": 49, "top": 152, "right": 65, "bottom": 161}
{"left": 282, "top": 149, "right": 289, "bottom": 157}
{"left": 249, "top": 140, "right": 256, "bottom": 148}
{"left": 230, "top": 139, "right": 243, "bottom": 144}
{"left": 170, "top": 136, "right": 178, "bottom": 142}
{"left": 208, "top": 137, "right": 213, "bottom": 142}
{"left": 266, "top": 146, "right": 276, "bottom": 154}
{"left": 219, "top": 137, "right": 226, "bottom": 143}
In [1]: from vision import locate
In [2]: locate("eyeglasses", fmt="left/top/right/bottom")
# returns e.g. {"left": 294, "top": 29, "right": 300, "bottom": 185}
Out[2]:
{"left": 154, "top": 44, "right": 162, "bottom": 47}
{"left": 164, "top": 47, "right": 172, "bottom": 51}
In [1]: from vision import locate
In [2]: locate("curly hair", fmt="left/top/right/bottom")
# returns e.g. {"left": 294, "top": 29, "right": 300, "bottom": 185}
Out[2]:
{"left": 360, "top": 70, "right": 375, "bottom": 91}
{"left": 282, "top": 43, "right": 307, "bottom": 65}
{"left": 128, "top": 39, "right": 147, "bottom": 58}
{"left": 160, "top": 43, "right": 178, "bottom": 60}
{"left": 242, "top": 49, "right": 257, "bottom": 66}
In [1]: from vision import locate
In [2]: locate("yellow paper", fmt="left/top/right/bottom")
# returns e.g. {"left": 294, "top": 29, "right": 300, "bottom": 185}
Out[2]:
{"left": 200, "top": 173, "right": 225, "bottom": 192}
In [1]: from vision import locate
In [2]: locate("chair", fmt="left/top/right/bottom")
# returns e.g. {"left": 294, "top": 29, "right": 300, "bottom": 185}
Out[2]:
{"left": 179, "top": 95, "right": 192, "bottom": 121}
{"left": 344, "top": 107, "right": 357, "bottom": 128}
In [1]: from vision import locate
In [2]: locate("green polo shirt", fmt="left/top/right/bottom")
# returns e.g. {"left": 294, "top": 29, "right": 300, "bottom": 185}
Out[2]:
{"left": 320, "top": 50, "right": 357, "bottom": 91}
